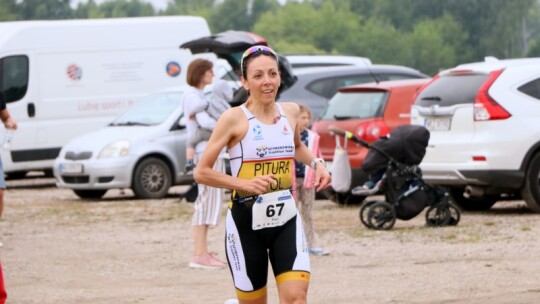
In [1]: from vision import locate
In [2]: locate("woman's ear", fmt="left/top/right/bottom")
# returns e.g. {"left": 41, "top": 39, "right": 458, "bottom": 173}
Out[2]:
{"left": 240, "top": 76, "right": 249, "bottom": 91}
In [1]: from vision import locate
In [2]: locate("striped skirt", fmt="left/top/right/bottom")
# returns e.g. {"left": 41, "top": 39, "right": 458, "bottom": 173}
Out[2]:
{"left": 191, "top": 156, "right": 225, "bottom": 226}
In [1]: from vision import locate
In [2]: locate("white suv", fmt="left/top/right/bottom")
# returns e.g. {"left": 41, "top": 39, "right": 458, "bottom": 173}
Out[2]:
{"left": 410, "top": 57, "right": 540, "bottom": 212}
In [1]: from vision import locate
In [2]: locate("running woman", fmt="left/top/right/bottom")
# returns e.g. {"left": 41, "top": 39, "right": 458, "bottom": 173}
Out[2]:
{"left": 194, "top": 45, "right": 331, "bottom": 303}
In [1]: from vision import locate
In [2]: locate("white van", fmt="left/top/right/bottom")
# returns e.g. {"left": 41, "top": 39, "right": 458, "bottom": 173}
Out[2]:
{"left": 0, "top": 16, "right": 216, "bottom": 178}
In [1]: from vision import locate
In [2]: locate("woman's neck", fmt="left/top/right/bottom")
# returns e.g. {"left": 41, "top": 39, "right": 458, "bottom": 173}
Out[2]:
{"left": 246, "top": 98, "right": 280, "bottom": 124}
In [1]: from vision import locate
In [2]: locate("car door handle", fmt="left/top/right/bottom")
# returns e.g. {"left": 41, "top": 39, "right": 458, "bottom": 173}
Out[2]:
{"left": 27, "top": 103, "right": 36, "bottom": 117}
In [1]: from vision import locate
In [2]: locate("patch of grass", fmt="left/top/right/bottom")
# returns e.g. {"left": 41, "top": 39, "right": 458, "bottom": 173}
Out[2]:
{"left": 521, "top": 226, "right": 531, "bottom": 232}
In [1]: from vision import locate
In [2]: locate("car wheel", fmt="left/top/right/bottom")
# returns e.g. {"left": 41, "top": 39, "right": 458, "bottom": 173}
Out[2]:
{"left": 449, "top": 187, "right": 498, "bottom": 211}
{"left": 132, "top": 157, "right": 172, "bottom": 199}
{"left": 73, "top": 189, "right": 107, "bottom": 199}
{"left": 521, "top": 153, "right": 540, "bottom": 212}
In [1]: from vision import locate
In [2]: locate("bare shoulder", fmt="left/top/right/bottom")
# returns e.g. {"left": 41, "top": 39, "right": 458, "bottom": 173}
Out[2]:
{"left": 216, "top": 106, "right": 249, "bottom": 145}
{"left": 279, "top": 102, "right": 300, "bottom": 118}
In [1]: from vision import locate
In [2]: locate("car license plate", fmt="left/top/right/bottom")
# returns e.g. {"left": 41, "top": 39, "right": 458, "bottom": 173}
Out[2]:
{"left": 424, "top": 117, "right": 451, "bottom": 131}
{"left": 60, "top": 163, "right": 84, "bottom": 174}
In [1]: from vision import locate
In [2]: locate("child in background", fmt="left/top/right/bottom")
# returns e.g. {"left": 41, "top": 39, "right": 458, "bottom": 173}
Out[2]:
{"left": 294, "top": 104, "right": 328, "bottom": 256}
{"left": 184, "top": 79, "right": 233, "bottom": 172}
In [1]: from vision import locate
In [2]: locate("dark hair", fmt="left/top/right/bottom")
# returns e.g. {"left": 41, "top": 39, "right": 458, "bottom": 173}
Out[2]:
{"left": 240, "top": 45, "right": 279, "bottom": 79}
{"left": 186, "top": 58, "right": 213, "bottom": 87}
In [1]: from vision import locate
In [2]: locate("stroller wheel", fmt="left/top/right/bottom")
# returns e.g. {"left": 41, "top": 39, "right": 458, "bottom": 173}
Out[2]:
{"left": 359, "top": 200, "right": 378, "bottom": 228}
{"left": 367, "top": 201, "right": 396, "bottom": 230}
{"left": 447, "top": 203, "right": 461, "bottom": 226}
{"left": 425, "top": 204, "right": 451, "bottom": 227}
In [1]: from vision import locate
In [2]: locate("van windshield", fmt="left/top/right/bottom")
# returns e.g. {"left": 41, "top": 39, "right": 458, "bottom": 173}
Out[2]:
{"left": 320, "top": 91, "right": 388, "bottom": 120}
{"left": 0, "top": 55, "right": 29, "bottom": 103}
{"left": 110, "top": 92, "right": 182, "bottom": 126}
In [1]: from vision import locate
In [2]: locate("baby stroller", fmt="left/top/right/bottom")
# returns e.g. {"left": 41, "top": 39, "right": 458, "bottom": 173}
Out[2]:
{"left": 329, "top": 125, "right": 460, "bottom": 230}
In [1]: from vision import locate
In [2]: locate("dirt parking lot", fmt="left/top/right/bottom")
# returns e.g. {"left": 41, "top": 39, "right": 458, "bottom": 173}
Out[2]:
{"left": 1, "top": 177, "right": 540, "bottom": 304}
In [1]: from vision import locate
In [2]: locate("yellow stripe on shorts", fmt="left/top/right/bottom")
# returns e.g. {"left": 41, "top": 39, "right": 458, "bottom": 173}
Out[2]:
{"left": 236, "top": 286, "right": 267, "bottom": 301}
{"left": 276, "top": 271, "right": 310, "bottom": 284}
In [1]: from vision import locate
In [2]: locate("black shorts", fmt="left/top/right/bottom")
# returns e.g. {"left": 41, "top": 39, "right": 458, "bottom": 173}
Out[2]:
{"left": 225, "top": 201, "right": 310, "bottom": 300}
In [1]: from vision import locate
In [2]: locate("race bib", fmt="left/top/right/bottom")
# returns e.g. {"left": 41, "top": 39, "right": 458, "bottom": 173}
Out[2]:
{"left": 252, "top": 190, "right": 297, "bottom": 230}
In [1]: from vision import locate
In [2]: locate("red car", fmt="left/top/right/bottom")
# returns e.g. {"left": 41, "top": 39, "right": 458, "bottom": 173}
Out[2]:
{"left": 311, "top": 78, "right": 430, "bottom": 204}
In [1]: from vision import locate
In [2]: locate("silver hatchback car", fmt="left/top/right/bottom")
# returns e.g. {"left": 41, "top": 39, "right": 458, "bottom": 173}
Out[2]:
{"left": 54, "top": 88, "right": 192, "bottom": 199}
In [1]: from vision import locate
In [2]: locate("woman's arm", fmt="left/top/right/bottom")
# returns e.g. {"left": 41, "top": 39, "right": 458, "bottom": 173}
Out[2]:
{"left": 194, "top": 108, "right": 278, "bottom": 195}
{"left": 0, "top": 109, "right": 17, "bottom": 130}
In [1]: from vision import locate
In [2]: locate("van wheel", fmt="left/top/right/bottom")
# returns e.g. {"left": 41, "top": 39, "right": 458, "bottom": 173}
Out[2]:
{"left": 449, "top": 187, "right": 497, "bottom": 211}
{"left": 521, "top": 153, "right": 540, "bottom": 212}
{"left": 132, "top": 157, "right": 171, "bottom": 199}
{"left": 73, "top": 189, "right": 107, "bottom": 199}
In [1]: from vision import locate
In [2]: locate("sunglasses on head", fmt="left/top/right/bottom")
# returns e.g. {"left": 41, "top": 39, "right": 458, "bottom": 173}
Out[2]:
{"left": 240, "top": 45, "right": 278, "bottom": 72}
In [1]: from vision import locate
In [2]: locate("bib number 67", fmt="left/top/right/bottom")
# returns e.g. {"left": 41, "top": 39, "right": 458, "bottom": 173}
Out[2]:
{"left": 266, "top": 203, "right": 285, "bottom": 217}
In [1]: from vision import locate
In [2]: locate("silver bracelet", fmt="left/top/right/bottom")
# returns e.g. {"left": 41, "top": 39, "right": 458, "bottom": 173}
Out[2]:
{"left": 310, "top": 158, "right": 325, "bottom": 170}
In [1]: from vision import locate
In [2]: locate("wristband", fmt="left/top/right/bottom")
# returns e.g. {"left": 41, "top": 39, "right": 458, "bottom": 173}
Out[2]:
{"left": 310, "top": 158, "right": 325, "bottom": 170}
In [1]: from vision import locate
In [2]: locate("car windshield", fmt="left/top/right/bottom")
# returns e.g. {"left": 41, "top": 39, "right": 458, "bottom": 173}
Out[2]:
{"left": 320, "top": 91, "right": 387, "bottom": 120}
{"left": 110, "top": 92, "right": 183, "bottom": 126}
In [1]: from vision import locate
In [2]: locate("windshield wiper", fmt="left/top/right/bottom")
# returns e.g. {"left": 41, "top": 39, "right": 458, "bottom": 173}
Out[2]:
{"left": 421, "top": 96, "right": 441, "bottom": 101}
{"left": 109, "top": 121, "right": 150, "bottom": 126}
{"left": 334, "top": 115, "right": 360, "bottom": 120}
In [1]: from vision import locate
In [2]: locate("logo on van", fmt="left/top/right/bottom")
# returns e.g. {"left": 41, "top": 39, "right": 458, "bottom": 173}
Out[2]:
{"left": 166, "top": 62, "right": 181, "bottom": 77}
{"left": 67, "top": 64, "right": 82, "bottom": 81}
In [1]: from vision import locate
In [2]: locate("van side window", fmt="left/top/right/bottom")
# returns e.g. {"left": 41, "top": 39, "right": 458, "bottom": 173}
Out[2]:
{"left": 0, "top": 55, "right": 29, "bottom": 103}
{"left": 518, "top": 78, "right": 540, "bottom": 100}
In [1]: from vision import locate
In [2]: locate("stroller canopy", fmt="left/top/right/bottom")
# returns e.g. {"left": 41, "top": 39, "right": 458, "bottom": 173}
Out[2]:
{"left": 362, "top": 125, "right": 430, "bottom": 174}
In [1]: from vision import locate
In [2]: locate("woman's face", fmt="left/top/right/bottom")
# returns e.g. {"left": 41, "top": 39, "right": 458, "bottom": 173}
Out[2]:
{"left": 242, "top": 55, "right": 280, "bottom": 104}
{"left": 298, "top": 111, "right": 311, "bottom": 132}
{"left": 201, "top": 69, "right": 214, "bottom": 87}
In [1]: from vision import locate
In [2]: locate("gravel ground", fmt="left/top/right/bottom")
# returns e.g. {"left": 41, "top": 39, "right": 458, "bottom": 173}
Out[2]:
{"left": 1, "top": 177, "right": 540, "bottom": 304}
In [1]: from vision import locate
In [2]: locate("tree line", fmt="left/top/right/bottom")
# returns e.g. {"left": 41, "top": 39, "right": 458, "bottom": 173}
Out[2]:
{"left": 1, "top": 0, "right": 540, "bottom": 75}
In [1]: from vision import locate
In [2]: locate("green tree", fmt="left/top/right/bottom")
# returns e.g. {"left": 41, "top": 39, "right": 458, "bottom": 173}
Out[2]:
{"left": 209, "top": 0, "right": 280, "bottom": 33}
{"left": 15, "top": 0, "right": 73, "bottom": 20}
{"left": 0, "top": 0, "right": 19, "bottom": 21}
{"left": 254, "top": 1, "right": 360, "bottom": 54}
{"left": 161, "top": 0, "right": 214, "bottom": 19}
{"left": 405, "top": 14, "right": 468, "bottom": 75}
{"left": 96, "top": 0, "right": 155, "bottom": 18}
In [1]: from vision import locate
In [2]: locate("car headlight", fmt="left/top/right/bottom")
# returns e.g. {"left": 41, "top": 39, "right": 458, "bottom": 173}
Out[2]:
{"left": 98, "top": 140, "right": 130, "bottom": 159}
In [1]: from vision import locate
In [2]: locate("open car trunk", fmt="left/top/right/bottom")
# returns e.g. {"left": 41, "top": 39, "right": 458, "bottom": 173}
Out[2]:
{"left": 180, "top": 30, "right": 296, "bottom": 105}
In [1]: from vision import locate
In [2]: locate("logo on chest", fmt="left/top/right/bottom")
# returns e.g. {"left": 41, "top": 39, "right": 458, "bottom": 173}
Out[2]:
{"left": 252, "top": 125, "right": 264, "bottom": 141}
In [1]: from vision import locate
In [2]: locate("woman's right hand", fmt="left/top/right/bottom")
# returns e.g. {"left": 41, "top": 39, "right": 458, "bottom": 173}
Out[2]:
{"left": 241, "top": 175, "right": 277, "bottom": 195}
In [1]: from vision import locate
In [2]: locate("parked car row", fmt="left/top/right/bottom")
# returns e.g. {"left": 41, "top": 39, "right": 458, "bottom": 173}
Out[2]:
{"left": 54, "top": 88, "right": 192, "bottom": 199}
{"left": 311, "top": 78, "right": 430, "bottom": 204}
{"left": 278, "top": 65, "right": 428, "bottom": 119}
{"left": 315, "top": 55, "right": 540, "bottom": 213}
{"left": 51, "top": 27, "right": 540, "bottom": 214}
{"left": 411, "top": 57, "right": 540, "bottom": 212}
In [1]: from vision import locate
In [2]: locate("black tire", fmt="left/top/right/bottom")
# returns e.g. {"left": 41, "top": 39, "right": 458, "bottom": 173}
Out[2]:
{"left": 448, "top": 203, "right": 461, "bottom": 225}
{"left": 73, "top": 189, "right": 107, "bottom": 199}
{"left": 425, "top": 204, "right": 451, "bottom": 227}
{"left": 132, "top": 157, "right": 172, "bottom": 199}
{"left": 359, "top": 200, "right": 377, "bottom": 228}
{"left": 521, "top": 153, "right": 540, "bottom": 212}
{"left": 367, "top": 201, "right": 396, "bottom": 230}
{"left": 449, "top": 187, "right": 498, "bottom": 211}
